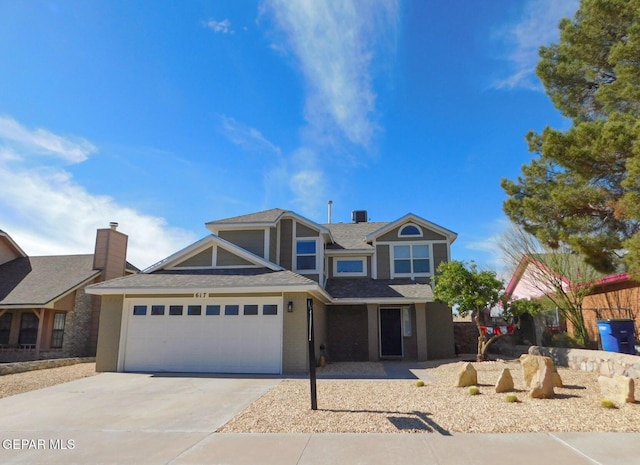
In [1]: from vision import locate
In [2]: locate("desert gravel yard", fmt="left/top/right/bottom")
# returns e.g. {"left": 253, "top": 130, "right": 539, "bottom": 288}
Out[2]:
{"left": 219, "top": 359, "right": 640, "bottom": 434}
{"left": 0, "top": 362, "right": 97, "bottom": 398}
{"left": 2, "top": 360, "right": 638, "bottom": 434}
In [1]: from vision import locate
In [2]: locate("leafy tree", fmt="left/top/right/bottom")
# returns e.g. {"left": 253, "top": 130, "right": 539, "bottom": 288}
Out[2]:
{"left": 501, "top": 0, "right": 640, "bottom": 275}
{"left": 433, "top": 260, "right": 541, "bottom": 361}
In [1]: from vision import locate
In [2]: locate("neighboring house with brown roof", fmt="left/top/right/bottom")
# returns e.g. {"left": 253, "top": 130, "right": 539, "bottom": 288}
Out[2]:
{"left": 0, "top": 224, "right": 135, "bottom": 362}
{"left": 88, "top": 209, "right": 458, "bottom": 374}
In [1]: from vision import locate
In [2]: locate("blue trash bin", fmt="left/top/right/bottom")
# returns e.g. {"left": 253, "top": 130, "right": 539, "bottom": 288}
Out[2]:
{"left": 597, "top": 319, "right": 636, "bottom": 354}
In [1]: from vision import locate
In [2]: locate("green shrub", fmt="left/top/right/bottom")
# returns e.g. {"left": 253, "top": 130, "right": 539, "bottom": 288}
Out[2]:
{"left": 468, "top": 386, "right": 480, "bottom": 396}
{"left": 542, "top": 331, "right": 581, "bottom": 348}
{"left": 415, "top": 380, "right": 425, "bottom": 387}
{"left": 505, "top": 393, "right": 519, "bottom": 403}
{"left": 600, "top": 399, "right": 617, "bottom": 409}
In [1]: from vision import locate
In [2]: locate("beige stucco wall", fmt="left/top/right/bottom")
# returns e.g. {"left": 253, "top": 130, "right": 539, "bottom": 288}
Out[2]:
{"left": 95, "top": 295, "right": 124, "bottom": 372}
{"left": 282, "top": 292, "right": 325, "bottom": 373}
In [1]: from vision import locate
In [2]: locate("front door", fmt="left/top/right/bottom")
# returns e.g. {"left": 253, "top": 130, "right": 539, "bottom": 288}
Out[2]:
{"left": 379, "top": 308, "right": 402, "bottom": 358}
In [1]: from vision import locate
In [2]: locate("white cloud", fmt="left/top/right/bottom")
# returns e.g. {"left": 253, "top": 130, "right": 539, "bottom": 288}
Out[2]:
{"left": 263, "top": 0, "right": 398, "bottom": 148}
{"left": 288, "top": 148, "right": 326, "bottom": 216}
{"left": 0, "top": 115, "right": 96, "bottom": 163}
{"left": 0, "top": 117, "right": 197, "bottom": 269}
{"left": 494, "top": 0, "right": 579, "bottom": 90}
{"left": 463, "top": 218, "right": 513, "bottom": 281}
{"left": 204, "top": 18, "right": 233, "bottom": 34}
{"left": 218, "top": 115, "right": 281, "bottom": 155}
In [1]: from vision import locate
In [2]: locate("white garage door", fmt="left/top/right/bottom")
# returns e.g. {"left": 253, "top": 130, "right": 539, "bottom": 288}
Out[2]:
{"left": 120, "top": 297, "right": 283, "bottom": 374}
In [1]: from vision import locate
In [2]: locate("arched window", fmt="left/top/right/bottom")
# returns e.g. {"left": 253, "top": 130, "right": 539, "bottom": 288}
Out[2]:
{"left": 398, "top": 223, "right": 422, "bottom": 237}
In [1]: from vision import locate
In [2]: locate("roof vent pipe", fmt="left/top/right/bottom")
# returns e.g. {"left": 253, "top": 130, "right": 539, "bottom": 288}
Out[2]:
{"left": 109, "top": 222, "right": 119, "bottom": 230}
{"left": 327, "top": 200, "right": 333, "bottom": 224}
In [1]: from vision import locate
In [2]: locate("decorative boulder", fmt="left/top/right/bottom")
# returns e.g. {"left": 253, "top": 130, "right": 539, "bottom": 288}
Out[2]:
{"left": 598, "top": 375, "right": 635, "bottom": 408}
{"left": 495, "top": 368, "right": 514, "bottom": 393}
{"left": 520, "top": 354, "right": 562, "bottom": 388}
{"left": 455, "top": 362, "right": 477, "bottom": 387}
{"left": 528, "top": 346, "right": 543, "bottom": 356}
{"left": 529, "top": 365, "right": 555, "bottom": 399}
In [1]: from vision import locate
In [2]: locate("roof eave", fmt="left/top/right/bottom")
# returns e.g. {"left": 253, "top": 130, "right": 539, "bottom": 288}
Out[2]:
{"left": 329, "top": 297, "right": 433, "bottom": 305}
{"left": 324, "top": 248, "right": 375, "bottom": 256}
{"left": 86, "top": 282, "right": 325, "bottom": 297}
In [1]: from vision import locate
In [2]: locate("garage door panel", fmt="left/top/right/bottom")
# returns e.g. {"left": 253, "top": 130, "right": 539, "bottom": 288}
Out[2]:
{"left": 122, "top": 299, "right": 283, "bottom": 374}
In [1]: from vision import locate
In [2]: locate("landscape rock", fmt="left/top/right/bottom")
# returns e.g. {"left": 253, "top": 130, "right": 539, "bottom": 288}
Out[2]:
{"left": 598, "top": 375, "right": 635, "bottom": 408}
{"left": 455, "top": 362, "right": 477, "bottom": 387}
{"left": 529, "top": 365, "right": 555, "bottom": 399}
{"left": 495, "top": 368, "right": 514, "bottom": 393}
{"left": 528, "top": 346, "right": 542, "bottom": 356}
{"left": 520, "top": 354, "right": 562, "bottom": 388}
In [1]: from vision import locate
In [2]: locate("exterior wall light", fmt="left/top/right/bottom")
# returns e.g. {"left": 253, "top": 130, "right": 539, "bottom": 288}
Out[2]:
{"left": 287, "top": 301, "right": 293, "bottom": 312}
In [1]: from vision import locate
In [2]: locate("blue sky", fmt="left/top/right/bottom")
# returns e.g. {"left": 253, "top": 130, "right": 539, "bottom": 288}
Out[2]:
{"left": 0, "top": 0, "right": 579, "bottom": 271}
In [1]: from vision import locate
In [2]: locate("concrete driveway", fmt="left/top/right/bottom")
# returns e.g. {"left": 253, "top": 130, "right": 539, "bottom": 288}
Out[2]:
{"left": 0, "top": 372, "right": 279, "bottom": 464}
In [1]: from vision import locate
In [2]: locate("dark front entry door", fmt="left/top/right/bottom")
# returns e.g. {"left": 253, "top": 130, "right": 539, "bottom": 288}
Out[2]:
{"left": 380, "top": 308, "right": 402, "bottom": 357}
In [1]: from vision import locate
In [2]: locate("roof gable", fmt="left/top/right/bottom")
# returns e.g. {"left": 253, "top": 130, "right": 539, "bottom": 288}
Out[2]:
{"left": 365, "top": 213, "right": 457, "bottom": 243}
{"left": 144, "top": 234, "right": 283, "bottom": 273}
{"left": 0, "top": 230, "right": 27, "bottom": 266}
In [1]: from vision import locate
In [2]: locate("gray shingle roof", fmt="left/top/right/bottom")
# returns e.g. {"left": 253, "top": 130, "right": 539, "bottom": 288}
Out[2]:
{"left": 325, "top": 278, "right": 433, "bottom": 300}
{"left": 0, "top": 255, "right": 100, "bottom": 307}
{"left": 207, "top": 208, "right": 287, "bottom": 225}
{"left": 324, "top": 222, "right": 388, "bottom": 250}
{"left": 88, "top": 267, "right": 318, "bottom": 291}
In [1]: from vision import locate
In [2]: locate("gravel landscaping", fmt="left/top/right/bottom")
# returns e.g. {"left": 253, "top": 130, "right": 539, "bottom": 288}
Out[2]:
{"left": 219, "top": 359, "right": 640, "bottom": 434}
{"left": 0, "top": 362, "right": 97, "bottom": 398}
{"left": 2, "top": 359, "right": 638, "bottom": 434}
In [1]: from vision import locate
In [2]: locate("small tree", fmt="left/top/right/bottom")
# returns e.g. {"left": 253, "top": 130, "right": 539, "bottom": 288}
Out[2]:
{"left": 500, "top": 226, "right": 599, "bottom": 346}
{"left": 434, "top": 260, "right": 542, "bottom": 361}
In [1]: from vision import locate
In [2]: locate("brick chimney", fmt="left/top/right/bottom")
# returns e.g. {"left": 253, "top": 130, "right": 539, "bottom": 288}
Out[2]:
{"left": 92, "top": 222, "right": 128, "bottom": 282}
{"left": 88, "top": 223, "right": 129, "bottom": 356}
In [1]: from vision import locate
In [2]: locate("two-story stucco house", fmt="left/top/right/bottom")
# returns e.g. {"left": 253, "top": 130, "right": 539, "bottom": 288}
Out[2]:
{"left": 87, "top": 208, "right": 457, "bottom": 374}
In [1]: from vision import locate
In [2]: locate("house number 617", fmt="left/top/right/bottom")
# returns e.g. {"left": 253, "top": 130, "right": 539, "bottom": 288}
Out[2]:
{"left": 194, "top": 292, "right": 207, "bottom": 298}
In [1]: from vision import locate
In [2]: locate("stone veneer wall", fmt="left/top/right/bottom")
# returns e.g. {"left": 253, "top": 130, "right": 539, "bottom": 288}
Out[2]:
{"left": 536, "top": 346, "right": 640, "bottom": 380}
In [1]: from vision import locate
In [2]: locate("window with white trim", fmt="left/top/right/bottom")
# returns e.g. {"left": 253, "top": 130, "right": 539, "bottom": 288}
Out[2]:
{"left": 398, "top": 223, "right": 423, "bottom": 237}
{"left": 295, "top": 239, "right": 317, "bottom": 272}
{"left": 333, "top": 257, "right": 366, "bottom": 277}
{"left": 392, "top": 243, "right": 431, "bottom": 277}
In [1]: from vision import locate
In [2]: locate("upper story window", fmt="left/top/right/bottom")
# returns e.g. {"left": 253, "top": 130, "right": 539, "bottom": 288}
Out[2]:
{"left": 334, "top": 257, "right": 366, "bottom": 277}
{"left": 392, "top": 243, "right": 431, "bottom": 277}
{"left": 296, "top": 239, "right": 317, "bottom": 272}
{"left": 398, "top": 223, "right": 423, "bottom": 237}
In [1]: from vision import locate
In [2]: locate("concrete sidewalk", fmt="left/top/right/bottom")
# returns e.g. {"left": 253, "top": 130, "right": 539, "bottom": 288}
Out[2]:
{"left": 170, "top": 432, "right": 640, "bottom": 465}
{"left": 1, "top": 370, "right": 639, "bottom": 464}
{"left": 1, "top": 431, "right": 639, "bottom": 464}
